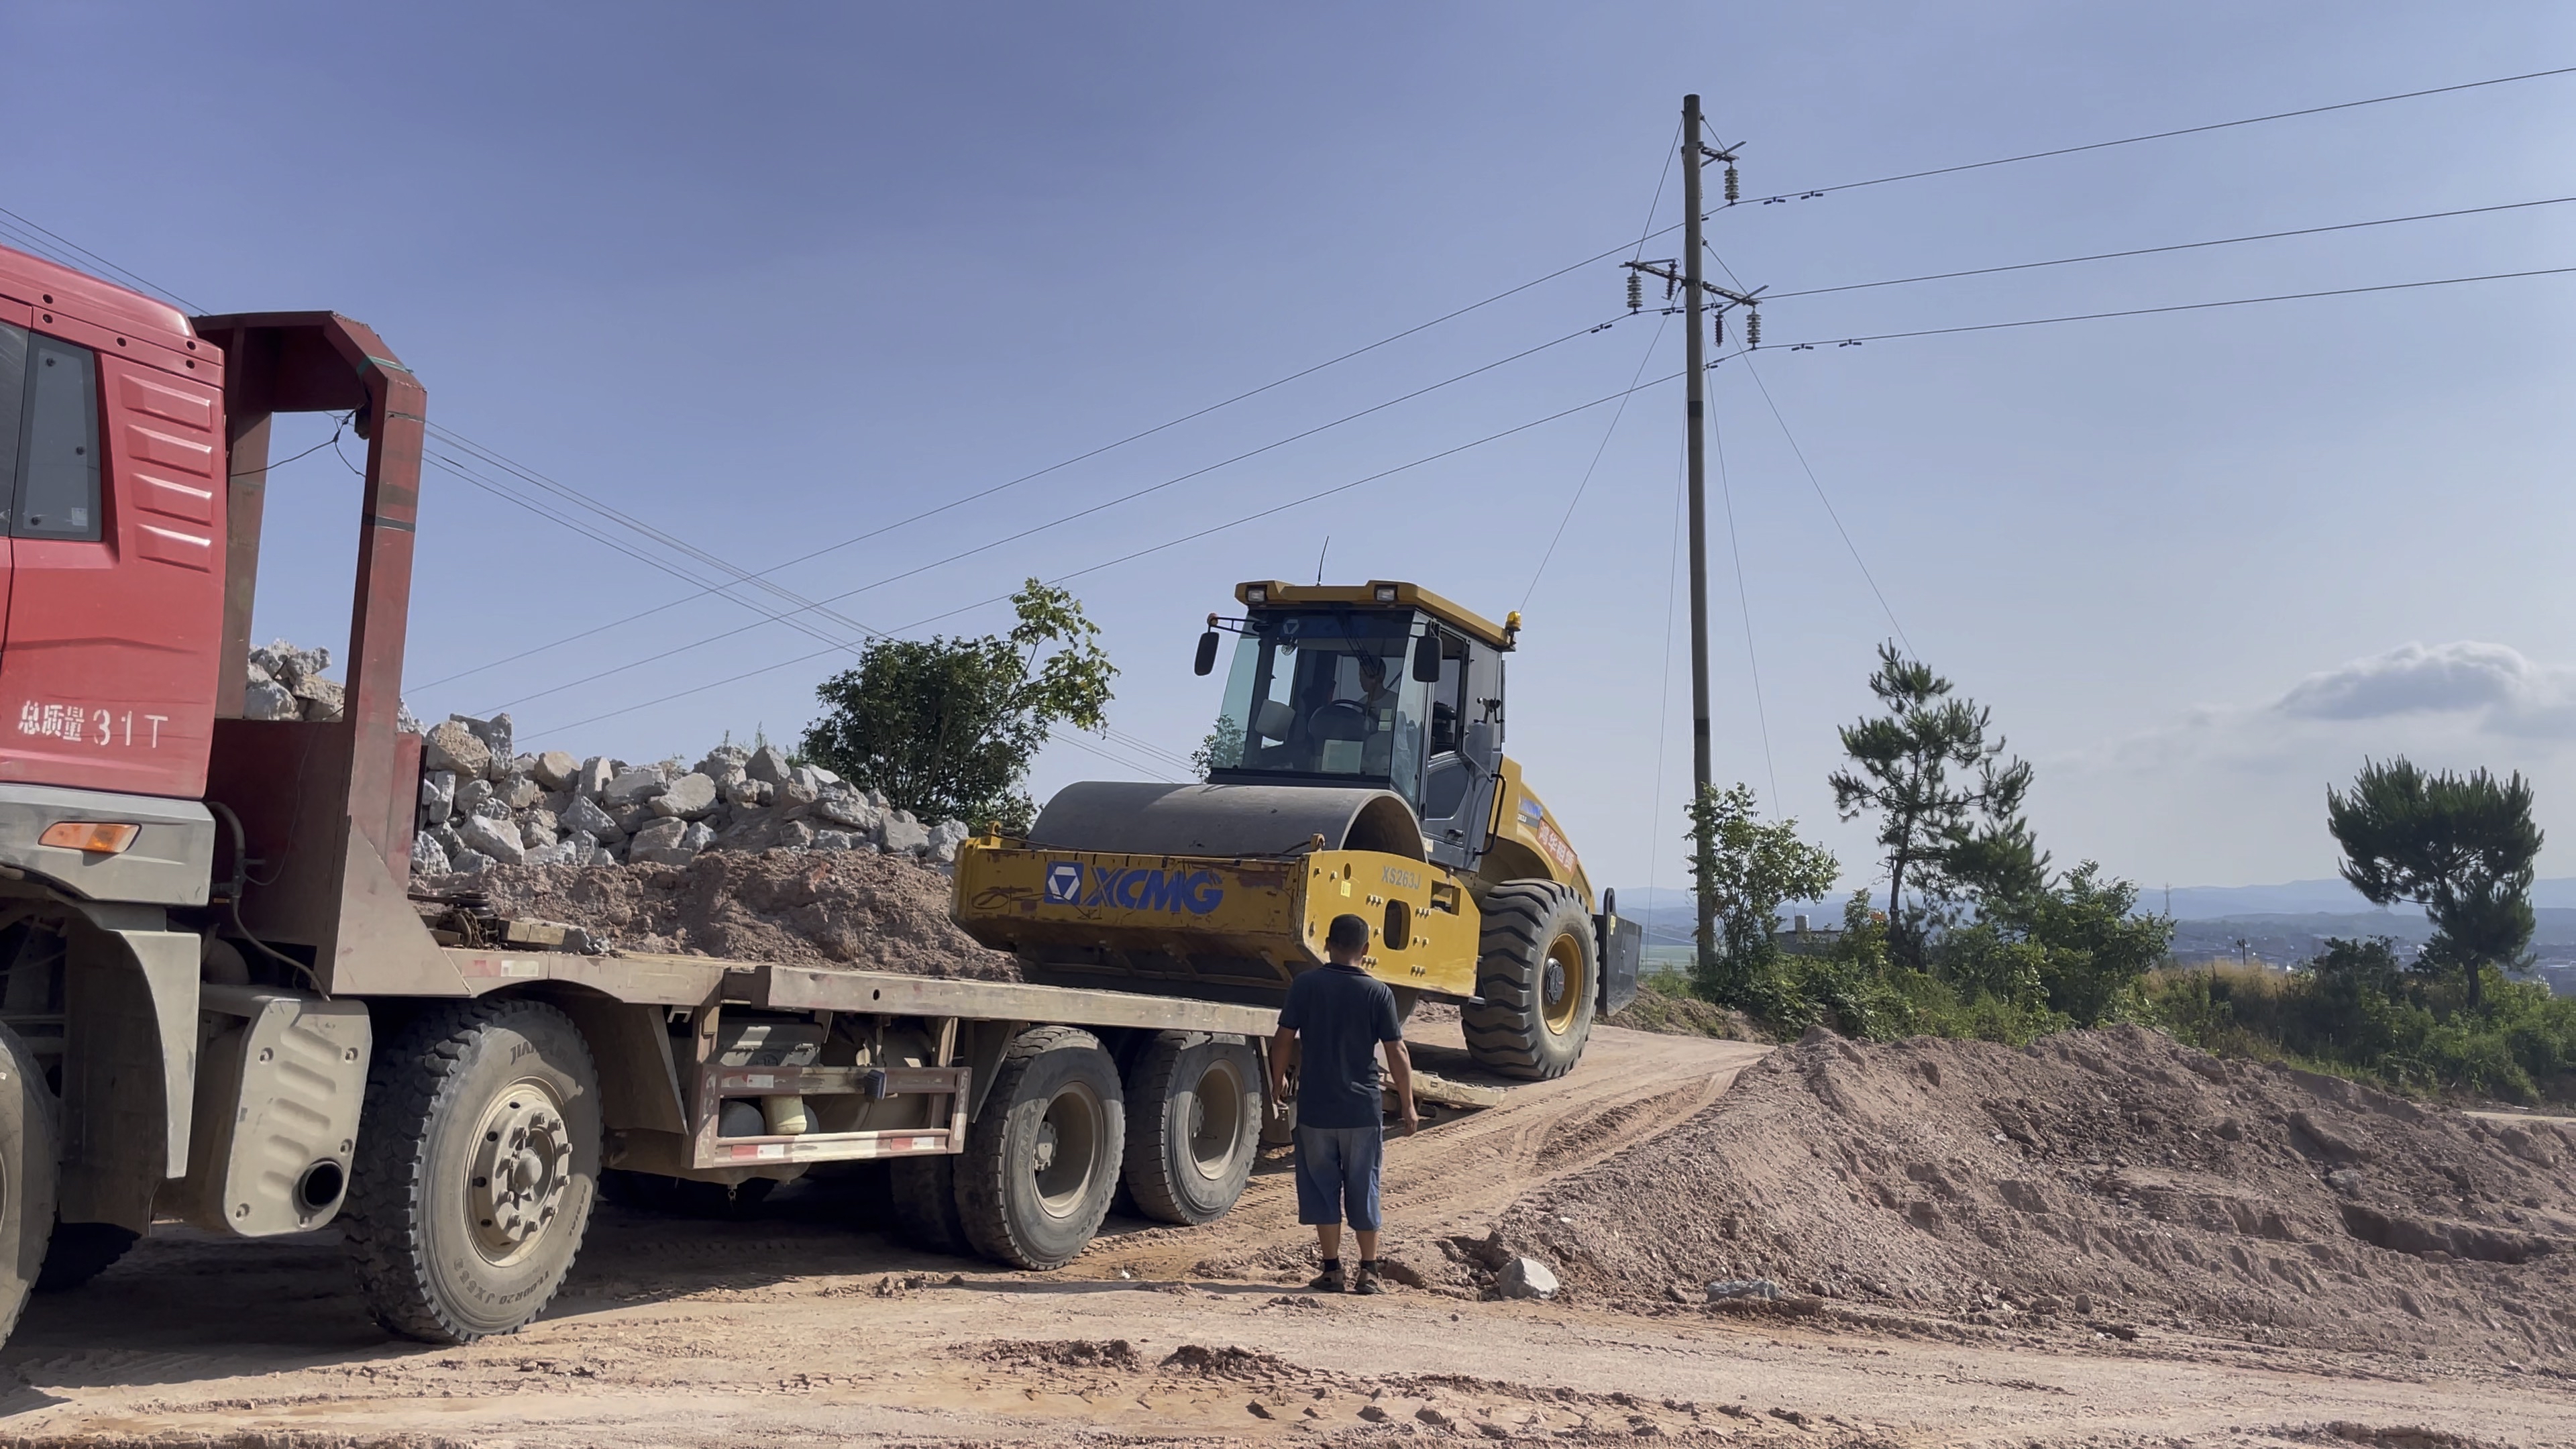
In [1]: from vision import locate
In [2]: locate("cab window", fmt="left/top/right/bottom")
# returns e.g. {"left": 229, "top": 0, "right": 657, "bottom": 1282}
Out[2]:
{"left": 10, "top": 329, "right": 101, "bottom": 542}
{"left": 0, "top": 323, "right": 22, "bottom": 519}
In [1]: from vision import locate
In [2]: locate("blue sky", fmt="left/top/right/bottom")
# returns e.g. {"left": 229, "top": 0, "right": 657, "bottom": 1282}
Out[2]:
{"left": 7, "top": 3, "right": 2575, "bottom": 898}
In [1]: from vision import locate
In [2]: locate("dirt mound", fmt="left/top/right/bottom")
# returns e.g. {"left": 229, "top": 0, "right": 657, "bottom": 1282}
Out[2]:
{"left": 1607, "top": 979, "right": 1767, "bottom": 1040}
{"left": 1503, "top": 1024, "right": 2576, "bottom": 1362}
{"left": 431, "top": 848, "right": 1018, "bottom": 979}
{"left": 969, "top": 1338, "right": 1144, "bottom": 1371}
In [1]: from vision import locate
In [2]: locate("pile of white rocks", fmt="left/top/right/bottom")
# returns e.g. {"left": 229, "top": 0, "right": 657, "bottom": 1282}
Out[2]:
{"left": 409, "top": 710, "right": 971, "bottom": 879}
{"left": 241, "top": 639, "right": 349, "bottom": 722}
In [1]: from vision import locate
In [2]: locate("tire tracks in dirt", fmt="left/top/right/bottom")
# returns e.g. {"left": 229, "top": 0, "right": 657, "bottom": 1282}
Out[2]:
{"left": 1083, "top": 1025, "right": 1768, "bottom": 1280}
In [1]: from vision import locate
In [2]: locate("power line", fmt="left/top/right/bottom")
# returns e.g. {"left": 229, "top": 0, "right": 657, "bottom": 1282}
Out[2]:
{"left": 413, "top": 66, "right": 2576, "bottom": 690}
{"left": 1523, "top": 309, "right": 1670, "bottom": 611}
{"left": 1523, "top": 140, "right": 1689, "bottom": 614}
{"left": 478, "top": 315, "right": 1626, "bottom": 712}
{"left": 422, "top": 440, "right": 1197, "bottom": 770}
{"left": 0, "top": 205, "right": 205, "bottom": 311}
{"left": 1644, "top": 440, "right": 1686, "bottom": 924}
{"left": 1768, "top": 264, "right": 2576, "bottom": 350}
{"left": 421, "top": 440, "right": 1194, "bottom": 772}
{"left": 1708, "top": 390, "right": 1780, "bottom": 816}
{"left": 1705, "top": 247, "right": 1913, "bottom": 654}
{"left": 530, "top": 366, "right": 1690, "bottom": 733}
{"left": 1766, "top": 195, "right": 2576, "bottom": 300}
{"left": 1753, "top": 64, "right": 2576, "bottom": 205}
{"left": 1732, "top": 354, "right": 1913, "bottom": 655}
{"left": 413, "top": 291, "right": 1652, "bottom": 692}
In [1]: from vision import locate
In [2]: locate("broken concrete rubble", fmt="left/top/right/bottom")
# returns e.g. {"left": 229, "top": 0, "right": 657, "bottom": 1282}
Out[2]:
{"left": 651, "top": 772, "right": 720, "bottom": 820}
{"left": 600, "top": 767, "right": 665, "bottom": 808}
{"left": 455, "top": 813, "right": 527, "bottom": 867}
{"left": 223, "top": 640, "right": 985, "bottom": 885}
{"left": 422, "top": 720, "right": 492, "bottom": 779}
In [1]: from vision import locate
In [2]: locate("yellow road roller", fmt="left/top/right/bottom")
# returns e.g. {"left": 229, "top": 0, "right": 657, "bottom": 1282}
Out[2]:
{"left": 952, "top": 579, "right": 1642, "bottom": 1080}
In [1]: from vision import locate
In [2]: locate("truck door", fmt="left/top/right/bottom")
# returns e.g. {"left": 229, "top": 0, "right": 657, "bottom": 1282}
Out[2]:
{"left": 0, "top": 319, "right": 223, "bottom": 800}
{"left": 0, "top": 313, "right": 26, "bottom": 651}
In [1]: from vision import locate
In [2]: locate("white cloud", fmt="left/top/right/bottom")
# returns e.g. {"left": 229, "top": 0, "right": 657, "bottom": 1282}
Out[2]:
{"left": 2043, "top": 641, "right": 2576, "bottom": 884}
{"left": 2273, "top": 641, "right": 2576, "bottom": 738}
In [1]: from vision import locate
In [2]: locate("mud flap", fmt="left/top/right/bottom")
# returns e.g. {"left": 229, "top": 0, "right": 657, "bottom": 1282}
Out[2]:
{"left": 1595, "top": 912, "right": 1642, "bottom": 1016}
{"left": 176, "top": 986, "right": 371, "bottom": 1236}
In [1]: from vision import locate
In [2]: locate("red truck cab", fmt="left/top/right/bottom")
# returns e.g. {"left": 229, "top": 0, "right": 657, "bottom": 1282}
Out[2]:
{"left": 0, "top": 254, "right": 225, "bottom": 801}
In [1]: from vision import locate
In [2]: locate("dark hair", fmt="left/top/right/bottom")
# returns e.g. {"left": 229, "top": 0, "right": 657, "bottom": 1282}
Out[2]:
{"left": 1326, "top": 914, "right": 1370, "bottom": 951}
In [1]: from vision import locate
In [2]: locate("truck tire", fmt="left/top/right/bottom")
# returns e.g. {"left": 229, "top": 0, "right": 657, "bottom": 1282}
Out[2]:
{"left": 1463, "top": 881, "right": 1597, "bottom": 1081}
{"left": 888, "top": 1156, "right": 968, "bottom": 1254}
{"left": 341, "top": 1000, "right": 601, "bottom": 1343}
{"left": 36, "top": 1222, "right": 135, "bottom": 1291}
{"left": 0, "top": 1024, "right": 58, "bottom": 1341}
{"left": 1122, "top": 1032, "right": 1260, "bottom": 1226}
{"left": 955, "top": 1026, "right": 1122, "bottom": 1269}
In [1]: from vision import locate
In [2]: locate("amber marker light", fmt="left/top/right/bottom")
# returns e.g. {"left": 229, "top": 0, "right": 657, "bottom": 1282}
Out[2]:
{"left": 40, "top": 822, "right": 139, "bottom": 855}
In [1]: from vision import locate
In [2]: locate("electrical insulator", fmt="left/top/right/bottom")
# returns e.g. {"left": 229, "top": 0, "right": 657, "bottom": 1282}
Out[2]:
{"left": 1712, "top": 310, "right": 1723, "bottom": 346}
{"left": 1627, "top": 272, "right": 1643, "bottom": 312}
{"left": 1724, "top": 164, "right": 1740, "bottom": 204}
{"left": 1745, "top": 310, "right": 1762, "bottom": 348}
{"left": 1664, "top": 271, "right": 1678, "bottom": 301}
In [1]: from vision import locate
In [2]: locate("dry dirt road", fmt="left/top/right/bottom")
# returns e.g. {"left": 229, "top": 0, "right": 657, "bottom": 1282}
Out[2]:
{"left": 1, "top": 1023, "right": 2565, "bottom": 1447}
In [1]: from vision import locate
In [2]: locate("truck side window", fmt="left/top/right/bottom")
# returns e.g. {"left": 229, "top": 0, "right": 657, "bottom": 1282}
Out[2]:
{"left": 13, "top": 333, "right": 101, "bottom": 542}
{"left": 0, "top": 323, "right": 24, "bottom": 523}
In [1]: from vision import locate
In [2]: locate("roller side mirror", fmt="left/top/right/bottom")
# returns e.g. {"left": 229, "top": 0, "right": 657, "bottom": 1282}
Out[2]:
{"left": 1411, "top": 633, "right": 1442, "bottom": 683}
{"left": 1193, "top": 629, "right": 1221, "bottom": 676}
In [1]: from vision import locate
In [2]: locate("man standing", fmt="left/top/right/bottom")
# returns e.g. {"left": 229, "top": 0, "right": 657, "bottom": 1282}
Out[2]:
{"left": 1269, "top": 913, "right": 1418, "bottom": 1293}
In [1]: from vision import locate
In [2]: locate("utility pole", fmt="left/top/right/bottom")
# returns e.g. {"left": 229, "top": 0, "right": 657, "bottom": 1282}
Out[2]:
{"left": 1625, "top": 98, "right": 1760, "bottom": 981}
{"left": 1681, "top": 94, "right": 1715, "bottom": 976}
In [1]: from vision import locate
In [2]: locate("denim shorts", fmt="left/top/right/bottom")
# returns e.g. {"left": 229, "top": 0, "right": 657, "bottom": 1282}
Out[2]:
{"left": 1293, "top": 1123, "right": 1383, "bottom": 1231}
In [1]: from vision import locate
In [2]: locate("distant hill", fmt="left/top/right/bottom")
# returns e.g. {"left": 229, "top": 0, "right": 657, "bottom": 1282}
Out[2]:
{"left": 1613, "top": 881, "right": 2576, "bottom": 986}
{"left": 1615, "top": 878, "right": 2576, "bottom": 926}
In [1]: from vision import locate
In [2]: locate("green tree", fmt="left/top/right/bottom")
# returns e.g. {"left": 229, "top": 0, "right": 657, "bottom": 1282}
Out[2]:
{"left": 1828, "top": 643, "right": 2038, "bottom": 965}
{"left": 800, "top": 581, "right": 1115, "bottom": 832}
{"left": 2326, "top": 757, "right": 2542, "bottom": 1013}
{"left": 1940, "top": 862, "right": 2173, "bottom": 1027}
{"left": 1684, "top": 783, "right": 1841, "bottom": 1001}
{"left": 1189, "top": 712, "right": 1244, "bottom": 778}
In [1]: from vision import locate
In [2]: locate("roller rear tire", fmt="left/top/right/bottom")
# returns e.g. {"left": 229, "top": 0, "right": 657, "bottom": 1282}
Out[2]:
{"left": 1462, "top": 881, "right": 1597, "bottom": 1081}
{"left": 955, "top": 1026, "right": 1122, "bottom": 1269}
{"left": 1122, "top": 1032, "right": 1259, "bottom": 1226}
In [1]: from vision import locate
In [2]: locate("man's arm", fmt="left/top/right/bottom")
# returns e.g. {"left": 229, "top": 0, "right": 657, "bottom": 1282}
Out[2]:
{"left": 1381, "top": 1038, "right": 1417, "bottom": 1136}
{"left": 1267, "top": 1026, "right": 1298, "bottom": 1116}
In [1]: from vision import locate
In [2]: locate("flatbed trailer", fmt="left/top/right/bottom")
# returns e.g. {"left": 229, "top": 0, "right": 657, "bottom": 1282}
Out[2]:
{"left": 0, "top": 244, "right": 1293, "bottom": 1348}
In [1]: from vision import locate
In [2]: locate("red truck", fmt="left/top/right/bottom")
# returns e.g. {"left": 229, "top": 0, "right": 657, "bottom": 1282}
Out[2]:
{"left": 0, "top": 244, "right": 1291, "bottom": 1345}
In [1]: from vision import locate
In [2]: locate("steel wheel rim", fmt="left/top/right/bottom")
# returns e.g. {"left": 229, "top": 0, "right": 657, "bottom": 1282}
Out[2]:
{"left": 1031, "top": 1081, "right": 1102, "bottom": 1218}
{"left": 1185, "top": 1060, "right": 1244, "bottom": 1181}
{"left": 1542, "top": 932, "right": 1587, "bottom": 1035}
{"left": 467, "top": 1075, "right": 576, "bottom": 1267}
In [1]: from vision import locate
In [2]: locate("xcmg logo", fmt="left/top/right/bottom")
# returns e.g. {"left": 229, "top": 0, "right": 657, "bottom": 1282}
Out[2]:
{"left": 1042, "top": 861, "right": 1225, "bottom": 914}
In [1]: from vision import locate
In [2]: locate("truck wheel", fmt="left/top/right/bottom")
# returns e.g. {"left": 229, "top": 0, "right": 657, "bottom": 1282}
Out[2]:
{"left": 1122, "top": 1033, "right": 1259, "bottom": 1226}
{"left": 36, "top": 1222, "right": 135, "bottom": 1291}
{"left": 1463, "top": 881, "right": 1597, "bottom": 1081}
{"left": 888, "top": 1156, "right": 968, "bottom": 1254}
{"left": 0, "top": 1024, "right": 59, "bottom": 1340}
{"left": 341, "top": 1000, "right": 600, "bottom": 1343}
{"left": 955, "top": 1026, "right": 1122, "bottom": 1269}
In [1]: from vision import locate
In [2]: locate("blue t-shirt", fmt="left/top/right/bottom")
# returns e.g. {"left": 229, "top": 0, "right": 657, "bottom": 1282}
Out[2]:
{"left": 1278, "top": 962, "right": 1403, "bottom": 1130}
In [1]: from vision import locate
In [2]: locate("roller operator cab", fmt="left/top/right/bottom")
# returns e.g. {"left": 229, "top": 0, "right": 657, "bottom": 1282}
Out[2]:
{"left": 951, "top": 580, "right": 1644, "bottom": 1081}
